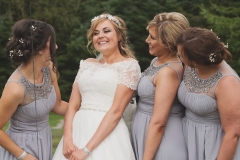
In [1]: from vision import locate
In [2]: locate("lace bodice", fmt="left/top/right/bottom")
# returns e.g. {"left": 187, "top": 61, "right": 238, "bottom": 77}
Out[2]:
{"left": 74, "top": 59, "right": 141, "bottom": 111}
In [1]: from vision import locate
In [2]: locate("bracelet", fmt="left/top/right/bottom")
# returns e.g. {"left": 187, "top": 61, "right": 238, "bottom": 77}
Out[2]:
{"left": 83, "top": 146, "right": 92, "bottom": 156}
{"left": 17, "top": 151, "right": 27, "bottom": 160}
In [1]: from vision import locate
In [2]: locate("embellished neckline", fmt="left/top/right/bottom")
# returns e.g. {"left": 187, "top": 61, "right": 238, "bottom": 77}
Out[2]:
{"left": 192, "top": 61, "right": 225, "bottom": 80}
{"left": 17, "top": 67, "right": 45, "bottom": 86}
{"left": 141, "top": 59, "right": 170, "bottom": 77}
{"left": 183, "top": 63, "right": 225, "bottom": 93}
{"left": 18, "top": 67, "right": 52, "bottom": 100}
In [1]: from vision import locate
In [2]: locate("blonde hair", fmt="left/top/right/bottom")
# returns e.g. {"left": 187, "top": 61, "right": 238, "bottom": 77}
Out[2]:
{"left": 87, "top": 13, "right": 135, "bottom": 59}
{"left": 147, "top": 12, "right": 190, "bottom": 56}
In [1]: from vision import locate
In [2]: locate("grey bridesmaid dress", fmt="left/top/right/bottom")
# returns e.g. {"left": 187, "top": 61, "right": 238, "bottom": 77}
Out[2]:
{"left": 178, "top": 61, "right": 240, "bottom": 160}
{"left": 131, "top": 57, "right": 188, "bottom": 160}
{"left": 0, "top": 67, "right": 56, "bottom": 160}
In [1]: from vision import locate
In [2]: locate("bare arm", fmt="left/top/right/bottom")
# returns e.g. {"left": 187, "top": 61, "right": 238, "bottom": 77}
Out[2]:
{"left": 0, "top": 83, "right": 28, "bottom": 158}
{"left": 49, "top": 63, "right": 68, "bottom": 116}
{"left": 216, "top": 76, "right": 240, "bottom": 160}
{"left": 63, "top": 82, "right": 81, "bottom": 158}
{"left": 143, "top": 67, "right": 180, "bottom": 160}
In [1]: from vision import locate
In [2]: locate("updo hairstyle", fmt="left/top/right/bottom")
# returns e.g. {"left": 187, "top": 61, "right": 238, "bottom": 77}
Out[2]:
{"left": 176, "top": 27, "right": 232, "bottom": 65}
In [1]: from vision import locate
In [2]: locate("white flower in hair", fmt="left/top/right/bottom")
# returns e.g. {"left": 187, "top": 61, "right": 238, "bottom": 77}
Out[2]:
{"left": 9, "top": 50, "right": 14, "bottom": 58}
{"left": 91, "top": 14, "right": 121, "bottom": 26}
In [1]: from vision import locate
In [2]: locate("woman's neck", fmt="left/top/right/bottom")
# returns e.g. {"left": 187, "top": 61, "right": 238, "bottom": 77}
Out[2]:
{"left": 100, "top": 51, "right": 126, "bottom": 64}
{"left": 156, "top": 54, "right": 179, "bottom": 66}
{"left": 19, "top": 60, "right": 44, "bottom": 83}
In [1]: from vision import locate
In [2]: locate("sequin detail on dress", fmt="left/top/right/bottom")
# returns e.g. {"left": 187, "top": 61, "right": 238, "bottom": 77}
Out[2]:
{"left": 19, "top": 67, "right": 52, "bottom": 100}
{"left": 183, "top": 66, "right": 223, "bottom": 93}
{"left": 142, "top": 62, "right": 169, "bottom": 77}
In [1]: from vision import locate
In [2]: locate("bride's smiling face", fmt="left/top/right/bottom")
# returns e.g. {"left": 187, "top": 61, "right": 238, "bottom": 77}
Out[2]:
{"left": 92, "top": 20, "right": 120, "bottom": 55}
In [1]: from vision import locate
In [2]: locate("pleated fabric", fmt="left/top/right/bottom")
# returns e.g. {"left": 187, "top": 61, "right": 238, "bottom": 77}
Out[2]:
{"left": 0, "top": 67, "right": 56, "bottom": 160}
{"left": 131, "top": 59, "right": 188, "bottom": 160}
{"left": 178, "top": 63, "right": 240, "bottom": 160}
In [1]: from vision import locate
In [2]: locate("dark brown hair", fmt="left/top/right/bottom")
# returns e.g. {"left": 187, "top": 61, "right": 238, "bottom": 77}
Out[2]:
{"left": 176, "top": 27, "right": 231, "bottom": 65}
{"left": 6, "top": 19, "right": 58, "bottom": 74}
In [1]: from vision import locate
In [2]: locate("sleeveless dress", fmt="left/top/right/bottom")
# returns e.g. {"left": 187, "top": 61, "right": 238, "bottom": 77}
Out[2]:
{"left": 0, "top": 67, "right": 56, "bottom": 160}
{"left": 53, "top": 59, "right": 141, "bottom": 160}
{"left": 178, "top": 61, "right": 240, "bottom": 160}
{"left": 131, "top": 57, "right": 188, "bottom": 160}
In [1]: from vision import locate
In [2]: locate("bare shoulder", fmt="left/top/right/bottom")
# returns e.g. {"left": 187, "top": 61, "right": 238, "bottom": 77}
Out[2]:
{"left": 2, "top": 82, "right": 24, "bottom": 103}
{"left": 216, "top": 75, "right": 240, "bottom": 93}
{"left": 158, "top": 66, "right": 178, "bottom": 78}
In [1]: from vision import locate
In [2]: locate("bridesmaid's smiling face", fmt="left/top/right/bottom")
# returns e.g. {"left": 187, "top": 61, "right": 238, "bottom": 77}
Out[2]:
{"left": 145, "top": 26, "right": 169, "bottom": 57}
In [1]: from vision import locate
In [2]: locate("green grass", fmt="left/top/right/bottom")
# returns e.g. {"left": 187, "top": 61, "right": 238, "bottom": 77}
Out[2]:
{"left": 3, "top": 112, "right": 64, "bottom": 154}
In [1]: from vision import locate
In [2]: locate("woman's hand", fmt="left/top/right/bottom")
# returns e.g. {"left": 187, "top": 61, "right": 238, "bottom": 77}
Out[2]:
{"left": 69, "top": 149, "right": 88, "bottom": 160}
{"left": 22, "top": 153, "right": 38, "bottom": 160}
{"left": 63, "top": 139, "right": 78, "bottom": 159}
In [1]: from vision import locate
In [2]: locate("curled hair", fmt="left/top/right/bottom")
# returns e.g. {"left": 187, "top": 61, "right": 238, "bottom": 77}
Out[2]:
{"left": 87, "top": 13, "right": 135, "bottom": 59}
{"left": 176, "top": 27, "right": 232, "bottom": 65}
{"left": 6, "top": 19, "right": 58, "bottom": 75}
{"left": 147, "top": 12, "right": 190, "bottom": 56}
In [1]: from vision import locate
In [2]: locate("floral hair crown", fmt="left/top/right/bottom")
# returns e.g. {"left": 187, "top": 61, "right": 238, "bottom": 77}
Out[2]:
{"left": 91, "top": 14, "right": 121, "bottom": 26}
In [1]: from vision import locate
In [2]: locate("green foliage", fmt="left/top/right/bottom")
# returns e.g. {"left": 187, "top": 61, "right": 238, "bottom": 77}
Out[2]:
{"left": 0, "top": 15, "right": 14, "bottom": 94}
{"left": 200, "top": 1, "right": 240, "bottom": 73}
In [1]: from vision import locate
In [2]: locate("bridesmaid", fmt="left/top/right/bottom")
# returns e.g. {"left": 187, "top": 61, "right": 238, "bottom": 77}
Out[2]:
{"left": 131, "top": 12, "right": 189, "bottom": 160}
{"left": 177, "top": 27, "right": 240, "bottom": 160}
{"left": 0, "top": 19, "right": 68, "bottom": 160}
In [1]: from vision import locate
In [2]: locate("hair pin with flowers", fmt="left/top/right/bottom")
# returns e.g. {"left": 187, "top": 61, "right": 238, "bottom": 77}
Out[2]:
{"left": 209, "top": 53, "right": 216, "bottom": 62}
{"left": 30, "top": 25, "right": 37, "bottom": 32}
{"left": 18, "top": 50, "right": 23, "bottom": 56}
{"left": 19, "top": 38, "right": 24, "bottom": 43}
{"left": 9, "top": 50, "right": 14, "bottom": 58}
{"left": 210, "top": 29, "right": 229, "bottom": 49}
{"left": 91, "top": 14, "right": 121, "bottom": 26}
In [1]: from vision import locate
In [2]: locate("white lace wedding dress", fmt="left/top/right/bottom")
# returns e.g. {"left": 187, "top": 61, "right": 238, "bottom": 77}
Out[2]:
{"left": 53, "top": 59, "right": 141, "bottom": 160}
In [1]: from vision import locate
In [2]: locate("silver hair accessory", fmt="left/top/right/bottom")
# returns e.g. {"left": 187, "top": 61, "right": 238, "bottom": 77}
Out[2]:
{"left": 91, "top": 14, "right": 121, "bottom": 26}
{"left": 30, "top": 25, "right": 37, "bottom": 31}
{"left": 224, "top": 43, "right": 228, "bottom": 48}
{"left": 9, "top": 50, "right": 14, "bottom": 58}
{"left": 209, "top": 53, "right": 216, "bottom": 62}
{"left": 19, "top": 38, "right": 24, "bottom": 43}
{"left": 18, "top": 50, "right": 23, "bottom": 56}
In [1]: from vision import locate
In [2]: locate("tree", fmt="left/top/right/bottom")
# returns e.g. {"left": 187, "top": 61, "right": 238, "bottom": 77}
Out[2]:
{"left": 200, "top": 1, "right": 240, "bottom": 74}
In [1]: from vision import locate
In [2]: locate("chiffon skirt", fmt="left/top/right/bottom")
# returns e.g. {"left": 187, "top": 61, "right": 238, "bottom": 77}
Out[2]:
{"left": 0, "top": 126, "right": 52, "bottom": 160}
{"left": 131, "top": 110, "right": 188, "bottom": 160}
{"left": 183, "top": 117, "right": 240, "bottom": 160}
{"left": 53, "top": 109, "right": 135, "bottom": 160}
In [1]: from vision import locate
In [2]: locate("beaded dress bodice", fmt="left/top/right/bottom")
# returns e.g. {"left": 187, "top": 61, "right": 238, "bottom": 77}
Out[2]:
{"left": 183, "top": 65, "right": 223, "bottom": 96}
{"left": 6, "top": 67, "right": 56, "bottom": 131}
{"left": 178, "top": 61, "right": 240, "bottom": 118}
{"left": 18, "top": 67, "right": 53, "bottom": 102}
{"left": 137, "top": 57, "right": 184, "bottom": 116}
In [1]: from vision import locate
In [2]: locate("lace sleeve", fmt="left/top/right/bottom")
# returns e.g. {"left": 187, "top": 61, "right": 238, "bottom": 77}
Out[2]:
{"left": 118, "top": 60, "right": 141, "bottom": 90}
{"left": 74, "top": 60, "right": 85, "bottom": 84}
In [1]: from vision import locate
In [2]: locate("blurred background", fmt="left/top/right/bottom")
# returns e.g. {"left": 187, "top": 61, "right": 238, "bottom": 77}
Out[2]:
{"left": 1, "top": 0, "right": 240, "bottom": 153}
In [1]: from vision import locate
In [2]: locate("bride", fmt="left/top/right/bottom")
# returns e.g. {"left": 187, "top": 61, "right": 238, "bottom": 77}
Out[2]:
{"left": 52, "top": 13, "right": 141, "bottom": 160}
